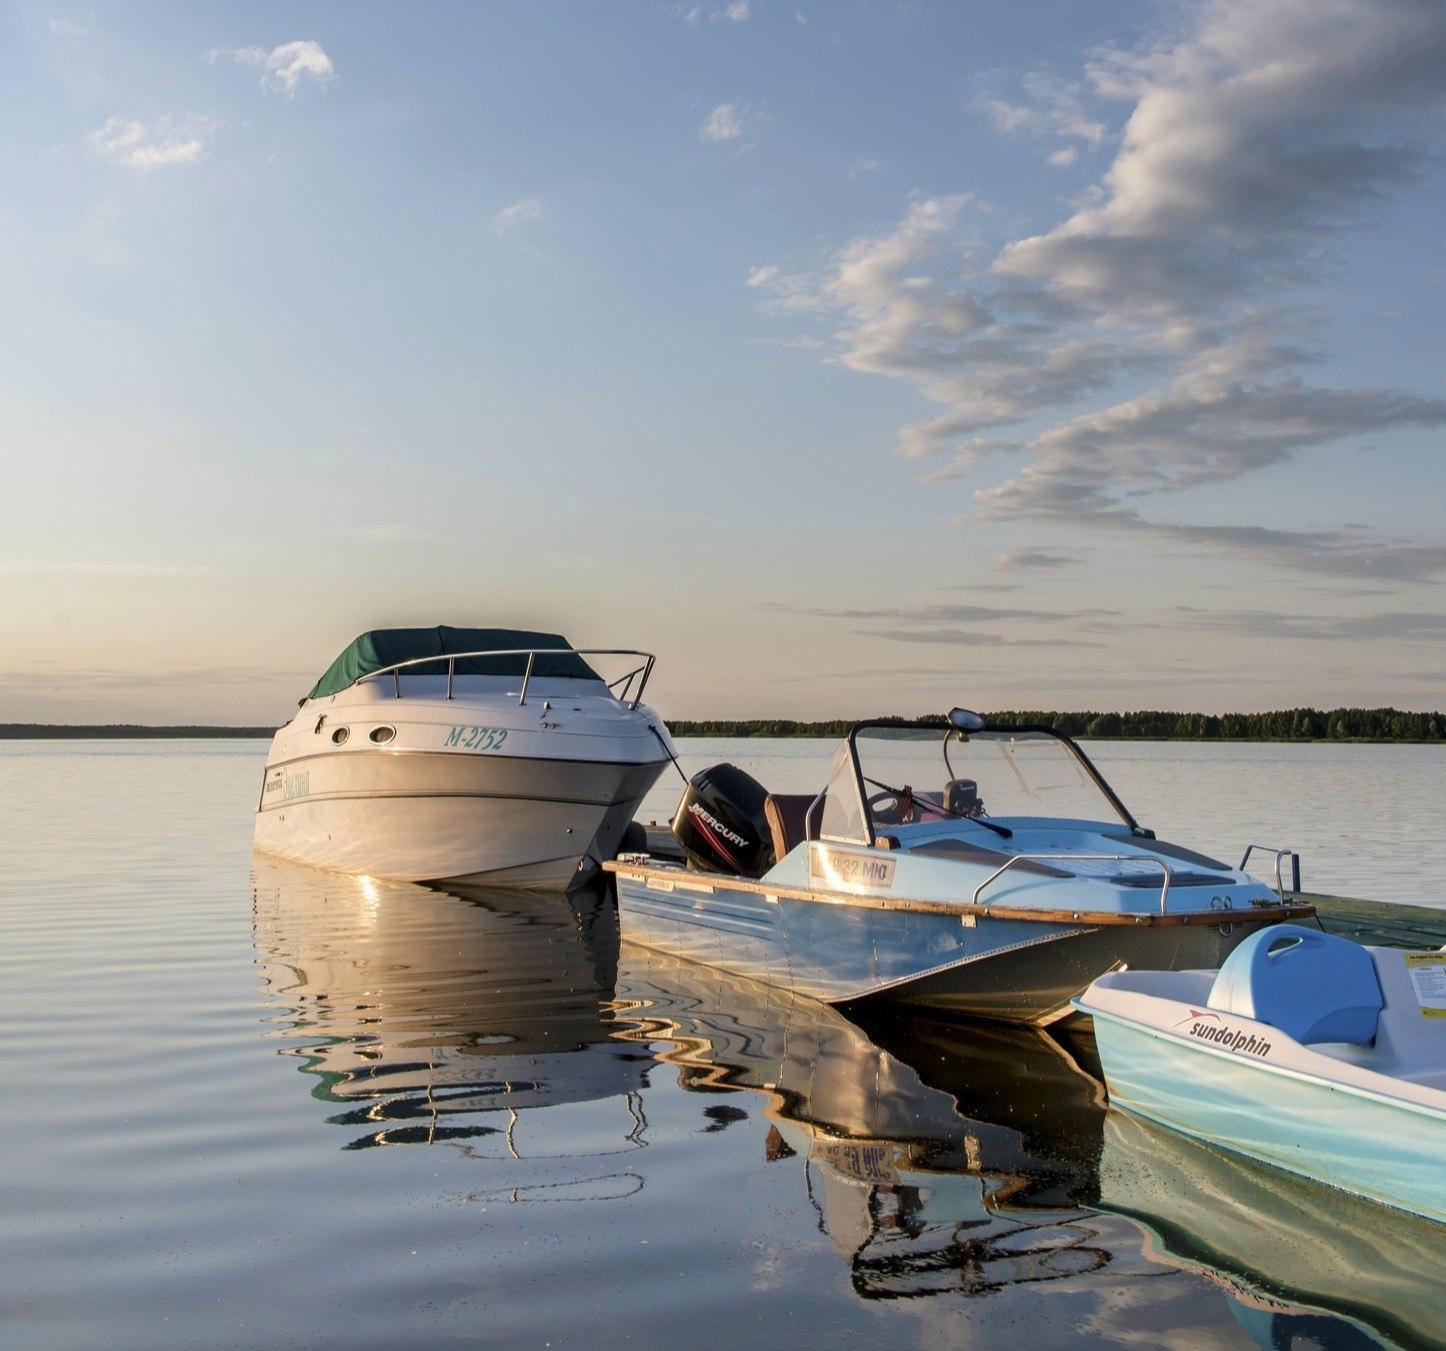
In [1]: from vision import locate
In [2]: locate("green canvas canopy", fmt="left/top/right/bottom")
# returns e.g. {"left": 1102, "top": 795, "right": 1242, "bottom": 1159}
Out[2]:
{"left": 307, "top": 626, "right": 601, "bottom": 700}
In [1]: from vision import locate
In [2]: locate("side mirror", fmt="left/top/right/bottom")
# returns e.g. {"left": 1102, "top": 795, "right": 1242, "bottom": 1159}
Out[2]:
{"left": 948, "top": 707, "right": 985, "bottom": 732}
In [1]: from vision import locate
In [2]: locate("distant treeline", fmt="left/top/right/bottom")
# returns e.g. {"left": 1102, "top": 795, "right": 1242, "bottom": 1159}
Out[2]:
{"left": 3, "top": 707, "right": 1444, "bottom": 742}
{"left": 668, "top": 707, "right": 1446, "bottom": 742}
{"left": 0, "top": 725, "right": 276, "bottom": 739}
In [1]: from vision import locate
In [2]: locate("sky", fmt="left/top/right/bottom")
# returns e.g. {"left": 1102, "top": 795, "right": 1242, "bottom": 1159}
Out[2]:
{"left": 2, "top": 0, "right": 1444, "bottom": 724}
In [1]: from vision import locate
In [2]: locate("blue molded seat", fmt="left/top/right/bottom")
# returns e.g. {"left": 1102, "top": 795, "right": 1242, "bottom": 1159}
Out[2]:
{"left": 1207, "top": 924, "right": 1383, "bottom": 1045}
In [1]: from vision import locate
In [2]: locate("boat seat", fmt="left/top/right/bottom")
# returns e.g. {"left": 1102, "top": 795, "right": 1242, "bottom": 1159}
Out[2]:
{"left": 764, "top": 793, "right": 815, "bottom": 862}
{"left": 1208, "top": 924, "right": 1384, "bottom": 1045}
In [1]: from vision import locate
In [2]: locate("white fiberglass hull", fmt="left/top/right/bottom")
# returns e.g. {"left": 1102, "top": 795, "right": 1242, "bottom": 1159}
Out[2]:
{"left": 256, "top": 752, "right": 662, "bottom": 886}
{"left": 254, "top": 676, "right": 672, "bottom": 888}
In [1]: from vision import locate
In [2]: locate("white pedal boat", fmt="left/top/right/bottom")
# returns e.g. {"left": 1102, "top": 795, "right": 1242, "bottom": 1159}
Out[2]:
{"left": 1077, "top": 924, "right": 1446, "bottom": 1223}
{"left": 255, "top": 626, "right": 674, "bottom": 888}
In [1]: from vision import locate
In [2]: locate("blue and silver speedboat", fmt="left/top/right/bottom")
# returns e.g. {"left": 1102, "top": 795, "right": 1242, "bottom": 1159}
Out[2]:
{"left": 1077, "top": 924, "right": 1446, "bottom": 1223}
{"left": 605, "top": 711, "right": 1314, "bottom": 1024}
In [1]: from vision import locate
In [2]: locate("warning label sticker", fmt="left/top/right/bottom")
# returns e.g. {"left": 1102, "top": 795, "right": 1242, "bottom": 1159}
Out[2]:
{"left": 1404, "top": 952, "right": 1446, "bottom": 1019}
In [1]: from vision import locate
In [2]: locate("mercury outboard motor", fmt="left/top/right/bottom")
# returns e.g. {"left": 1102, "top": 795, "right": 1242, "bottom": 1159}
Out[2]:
{"left": 671, "top": 762, "right": 773, "bottom": 878}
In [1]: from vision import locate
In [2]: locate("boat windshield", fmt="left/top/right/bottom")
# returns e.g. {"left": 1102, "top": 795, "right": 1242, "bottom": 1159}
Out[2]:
{"left": 816, "top": 723, "right": 1135, "bottom": 845}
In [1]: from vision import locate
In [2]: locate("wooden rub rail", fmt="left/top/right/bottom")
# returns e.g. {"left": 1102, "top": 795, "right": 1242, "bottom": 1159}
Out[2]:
{"left": 602, "top": 859, "right": 1317, "bottom": 929}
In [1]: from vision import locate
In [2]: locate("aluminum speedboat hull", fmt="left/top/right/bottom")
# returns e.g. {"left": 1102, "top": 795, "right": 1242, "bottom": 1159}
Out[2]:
{"left": 611, "top": 844, "right": 1304, "bottom": 1024}
{"left": 607, "top": 715, "right": 1312, "bottom": 1024}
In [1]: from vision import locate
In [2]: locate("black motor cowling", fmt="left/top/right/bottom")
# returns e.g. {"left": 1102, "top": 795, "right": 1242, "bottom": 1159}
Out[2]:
{"left": 671, "top": 762, "right": 773, "bottom": 878}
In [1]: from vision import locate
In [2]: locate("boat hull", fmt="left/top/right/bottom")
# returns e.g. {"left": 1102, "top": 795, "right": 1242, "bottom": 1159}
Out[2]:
{"left": 1088, "top": 1007, "right": 1446, "bottom": 1223}
{"left": 256, "top": 750, "right": 664, "bottom": 887}
{"left": 614, "top": 870, "right": 1275, "bottom": 1024}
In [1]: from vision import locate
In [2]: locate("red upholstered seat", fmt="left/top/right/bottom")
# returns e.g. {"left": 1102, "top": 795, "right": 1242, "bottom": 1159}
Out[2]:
{"left": 763, "top": 794, "right": 814, "bottom": 863}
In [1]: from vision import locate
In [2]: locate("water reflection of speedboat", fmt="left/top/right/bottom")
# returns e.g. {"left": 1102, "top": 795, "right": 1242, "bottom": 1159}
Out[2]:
{"left": 609, "top": 711, "right": 1314, "bottom": 1023}
{"left": 251, "top": 855, "right": 650, "bottom": 1163}
{"left": 255, "top": 626, "right": 673, "bottom": 888}
{"left": 612, "top": 943, "right": 1112, "bottom": 1299}
{"left": 1098, "top": 1111, "right": 1444, "bottom": 1351}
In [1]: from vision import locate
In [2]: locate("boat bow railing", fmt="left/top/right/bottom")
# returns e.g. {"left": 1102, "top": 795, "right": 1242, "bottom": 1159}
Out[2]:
{"left": 972, "top": 853, "right": 1174, "bottom": 915}
{"left": 353, "top": 648, "right": 657, "bottom": 709}
{"left": 1239, "top": 844, "right": 1302, "bottom": 901}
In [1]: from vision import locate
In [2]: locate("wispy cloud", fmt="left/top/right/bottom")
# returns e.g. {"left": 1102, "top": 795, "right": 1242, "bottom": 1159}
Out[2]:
{"left": 675, "top": 2, "right": 751, "bottom": 25}
{"left": 699, "top": 102, "right": 761, "bottom": 143}
{"left": 748, "top": 0, "right": 1446, "bottom": 581}
{"left": 0, "top": 560, "right": 219, "bottom": 577}
{"left": 48, "top": 16, "right": 88, "bottom": 37}
{"left": 89, "top": 116, "right": 217, "bottom": 170}
{"left": 975, "top": 70, "right": 1107, "bottom": 161}
{"left": 860, "top": 629, "right": 1105, "bottom": 648}
{"left": 206, "top": 40, "right": 335, "bottom": 97}
{"left": 491, "top": 196, "right": 544, "bottom": 237}
{"left": 770, "top": 600, "right": 1117, "bottom": 624}
{"left": 1172, "top": 607, "right": 1446, "bottom": 642}
{"left": 995, "top": 549, "right": 1079, "bottom": 571}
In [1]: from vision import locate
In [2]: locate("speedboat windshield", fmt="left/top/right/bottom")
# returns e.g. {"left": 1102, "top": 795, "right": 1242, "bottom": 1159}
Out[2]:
{"left": 817, "top": 722, "right": 1136, "bottom": 845}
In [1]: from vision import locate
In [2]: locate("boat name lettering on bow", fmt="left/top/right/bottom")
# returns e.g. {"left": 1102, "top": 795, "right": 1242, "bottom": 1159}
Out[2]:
{"left": 1174, "top": 1009, "right": 1273, "bottom": 1057}
{"left": 281, "top": 771, "right": 309, "bottom": 801}
{"left": 443, "top": 725, "right": 510, "bottom": 751}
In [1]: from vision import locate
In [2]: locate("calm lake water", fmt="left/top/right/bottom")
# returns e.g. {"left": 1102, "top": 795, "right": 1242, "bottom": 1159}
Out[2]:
{"left": 3, "top": 740, "right": 1443, "bottom": 1350}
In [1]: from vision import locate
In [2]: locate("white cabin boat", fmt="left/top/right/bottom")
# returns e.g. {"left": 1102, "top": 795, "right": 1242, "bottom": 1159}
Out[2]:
{"left": 255, "top": 626, "right": 674, "bottom": 888}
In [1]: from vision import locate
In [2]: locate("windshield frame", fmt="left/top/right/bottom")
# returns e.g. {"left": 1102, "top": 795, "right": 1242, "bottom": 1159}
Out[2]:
{"left": 826, "top": 719, "right": 1142, "bottom": 842}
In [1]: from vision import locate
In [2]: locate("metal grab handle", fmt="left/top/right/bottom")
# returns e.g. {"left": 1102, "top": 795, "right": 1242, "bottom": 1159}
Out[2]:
{"left": 971, "top": 853, "right": 1173, "bottom": 915}
{"left": 1239, "top": 844, "right": 1301, "bottom": 901}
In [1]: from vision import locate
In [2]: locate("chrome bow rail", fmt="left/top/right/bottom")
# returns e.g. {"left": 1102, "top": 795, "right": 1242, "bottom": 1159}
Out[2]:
{"left": 353, "top": 648, "right": 657, "bottom": 709}
{"left": 1239, "top": 843, "right": 1302, "bottom": 901}
{"left": 972, "top": 853, "right": 1174, "bottom": 915}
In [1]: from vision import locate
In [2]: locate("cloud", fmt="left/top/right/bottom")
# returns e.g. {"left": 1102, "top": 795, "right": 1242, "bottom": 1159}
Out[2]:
{"left": 675, "top": 2, "right": 751, "bottom": 24}
{"left": 748, "top": 0, "right": 1446, "bottom": 581}
{"left": 1171, "top": 607, "right": 1446, "bottom": 642}
{"left": 860, "top": 628, "right": 1106, "bottom": 648}
{"left": 48, "top": 16, "right": 88, "bottom": 37}
{"left": 976, "top": 71, "right": 1108, "bottom": 157}
{"left": 770, "top": 600, "right": 1102, "bottom": 623}
{"left": 491, "top": 196, "right": 544, "bottom": 237}
{"left": 208, "top": 40, "right": 335, "bottom": 96}
{"left": 89, "top": 116, "right": 217, "bottom": 170}
{"left": 699, "top": 103, "right": 759, "bottom": 143}
{"left": 745, "top": 264, "right": 779, "bottom": 287}
{"left": 0, "top": 560, "right": 219, "bottom": 576}
{"left": 995, "top": 549, "right": 1079, "bottom": 571}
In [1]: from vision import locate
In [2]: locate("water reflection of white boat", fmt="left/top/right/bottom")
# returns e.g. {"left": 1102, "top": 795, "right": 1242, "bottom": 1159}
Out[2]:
{"left": 255, "top": 626, "right": 673, "bottom": 888}
{"left": 251, "top": 855, "right": 650, "bottom": 1159}
{"left": 612, "top": 943, "right": 1113, "bottom": 1299}
{"left": 1097, "top": 1111, "right": 1444, "bottom": 1351}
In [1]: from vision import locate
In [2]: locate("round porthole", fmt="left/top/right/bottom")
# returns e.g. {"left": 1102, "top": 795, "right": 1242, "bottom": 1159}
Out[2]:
{"left": 369, "top": 725, "right": 396, "bottom": 745}
{"left": 331, "top": 727, "right": 349, "bottom": 745}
